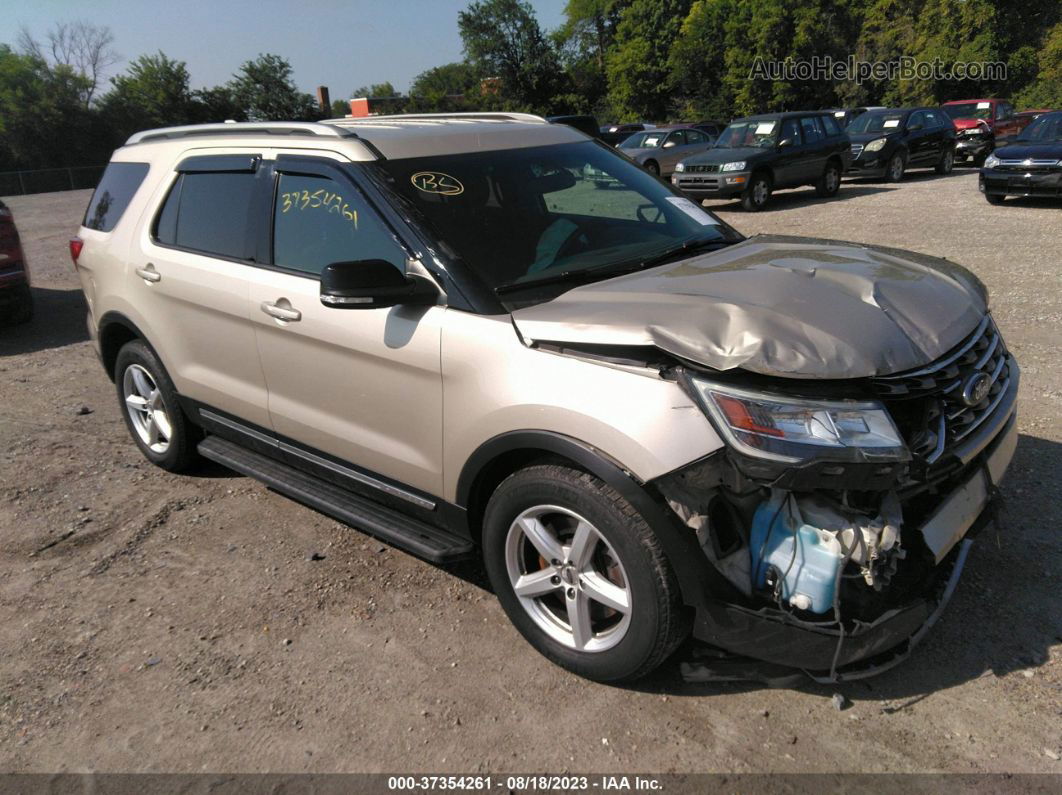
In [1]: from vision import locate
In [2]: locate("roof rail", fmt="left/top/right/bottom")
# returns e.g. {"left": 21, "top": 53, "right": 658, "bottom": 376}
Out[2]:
{"left": 126, "top": 121, "right": 358, "bottom": 145}
{"left": 330, "top": 112, "right": 547, "bottom": 125}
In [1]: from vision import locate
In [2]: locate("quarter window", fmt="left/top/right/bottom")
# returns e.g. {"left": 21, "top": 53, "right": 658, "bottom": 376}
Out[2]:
{"left": 154, "top": 171, "right": 256, "bottom": 259}
{"left": 272, "top": 172, "right": 406, "bottom": 277}
{"left": 83, "top": 162, "right": 150, "bottom": 232}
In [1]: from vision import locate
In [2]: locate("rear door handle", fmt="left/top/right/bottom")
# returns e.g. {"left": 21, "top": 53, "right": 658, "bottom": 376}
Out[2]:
{"left": 260, "top": 301, "right": 302, "bottom": 322}
{"left": 135, "top": 264, "right": 161, "bottom": 283}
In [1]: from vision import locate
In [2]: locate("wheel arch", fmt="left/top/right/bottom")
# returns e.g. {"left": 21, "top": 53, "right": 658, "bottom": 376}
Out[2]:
{"left": 98, "top": 311, "right": 150, "bottom": 382}
{"left": 456, "top": 430, "right": 717, "bottom": 617}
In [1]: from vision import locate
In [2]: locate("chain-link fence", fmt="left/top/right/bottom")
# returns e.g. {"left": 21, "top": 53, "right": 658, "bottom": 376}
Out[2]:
{"left": 0, "top": 166, "right": 106, "bottom": 197}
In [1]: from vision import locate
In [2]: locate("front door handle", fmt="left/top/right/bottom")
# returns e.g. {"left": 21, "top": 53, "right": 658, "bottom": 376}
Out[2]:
{"left": 260, "top": 301, "right": 302, "bottom": 322}
{"left": 135, "top": 264, "right": 161, "bottom": 283}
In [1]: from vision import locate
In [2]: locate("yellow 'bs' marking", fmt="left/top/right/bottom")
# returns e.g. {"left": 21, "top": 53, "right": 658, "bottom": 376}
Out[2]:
{"left": 410, "top": 171, "right": 464, "bottom": 196}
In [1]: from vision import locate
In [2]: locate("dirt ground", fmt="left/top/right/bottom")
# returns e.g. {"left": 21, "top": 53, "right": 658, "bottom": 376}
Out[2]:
{"left": 0, "top": 170, "right": 1059, "bottom": 775}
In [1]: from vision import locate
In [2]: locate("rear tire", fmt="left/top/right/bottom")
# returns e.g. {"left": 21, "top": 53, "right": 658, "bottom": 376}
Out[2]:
{"left": 9, "top": 284, "right": 33, "bottom": 325}
{"left": 114, "top": 340, "right": 200, "bottom": 472}
{"left": 815, "top": 160, "right": 842, "bottom": 197}
{"left": 482, "top": 464, "right": 688, "bottom": 682}
{"left": 935, "top": 148, "right": 955, "bottom": 174}
{"left": 741, "top": 172, "right": 772, "bottom": 211}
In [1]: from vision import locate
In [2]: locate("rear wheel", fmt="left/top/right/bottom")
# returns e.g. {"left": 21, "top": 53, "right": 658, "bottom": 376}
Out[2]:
{"left": 815, "top": 160, "right": 842, "bottom": 197}
{"left": 886, "top": 152, "right": 906, "bottom": 182}
{"left": 9, "top": 284, "right": 33, "bottom": 325}
{"left": 935, "top": 147, "right": 955, "bottom": 174}
{"left": 741, "top": 172, "right": 772, "bottom": 211}
{"left": 482, "top": 464, "right": 688, "bottom": 682}
{"left": 115, "top": 340, "right": 200, "bottom": 472}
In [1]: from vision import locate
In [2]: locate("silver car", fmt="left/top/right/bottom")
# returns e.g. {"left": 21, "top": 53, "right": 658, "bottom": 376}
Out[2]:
{"left": 618, "top": 126, "right": 716, "bottom": 176}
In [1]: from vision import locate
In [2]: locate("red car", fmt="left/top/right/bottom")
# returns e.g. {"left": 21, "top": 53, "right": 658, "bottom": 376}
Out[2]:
{"left": 1014, "top": 109, "right": 1056, "bottom": 134}
{"left": 0, "top": 199, "right": 33, "bottom": 325}
{"left": 942, "top": 99, "right": 1021, "bottom": 165}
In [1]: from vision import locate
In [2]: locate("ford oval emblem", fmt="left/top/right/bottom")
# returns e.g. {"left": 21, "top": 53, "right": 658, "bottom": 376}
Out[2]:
{"left": 961, "top": 372, "right": 993, "bottom": 407}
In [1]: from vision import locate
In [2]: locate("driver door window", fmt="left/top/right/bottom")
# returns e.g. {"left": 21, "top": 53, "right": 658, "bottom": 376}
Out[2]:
{"left": 273, "top": 172, "right": 406, "bottom": 276}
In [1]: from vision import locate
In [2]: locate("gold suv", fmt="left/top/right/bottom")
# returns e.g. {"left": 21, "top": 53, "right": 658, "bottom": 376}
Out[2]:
{"left": 73, "top": 115, "right": 1019, "bottom": 682}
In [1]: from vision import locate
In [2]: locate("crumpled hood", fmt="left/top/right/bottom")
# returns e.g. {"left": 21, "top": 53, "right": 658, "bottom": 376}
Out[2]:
{"left": 511, "top": 235, "right": 988, "bottom": 379}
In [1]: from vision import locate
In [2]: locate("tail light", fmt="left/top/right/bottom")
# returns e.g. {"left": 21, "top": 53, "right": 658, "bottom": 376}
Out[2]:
{"left": 69, "top": 237, "right": 84, "bottom": 266}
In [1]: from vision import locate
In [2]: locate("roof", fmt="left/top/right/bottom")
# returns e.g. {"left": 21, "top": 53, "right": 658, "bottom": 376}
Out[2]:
{"left": 732, "top": 111, "right": 834, "bottom": 122}
{"left": 123, "top": 114, "right": 588, "bottom": 161}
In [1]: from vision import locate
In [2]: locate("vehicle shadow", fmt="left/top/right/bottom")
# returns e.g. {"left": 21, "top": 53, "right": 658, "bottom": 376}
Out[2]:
{"left": 0, "top": 286, "right": 89, "bottom": 356}
{"left": 846, "top": 168, "right": 973, "bottom": 186}
{"left": 625, "top": 431, "right": 1059, "bottom": 701}
{"left": 704, "top": 185, "right": 895, "bottom": 213}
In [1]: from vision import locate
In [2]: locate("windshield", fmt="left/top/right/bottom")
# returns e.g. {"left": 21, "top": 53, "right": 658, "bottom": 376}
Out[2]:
{"left": 369, "top": 141, "right": 739, "bottom": 299}
{"left": 847, "top": 112, "right": 906, "bottom": 134}
{"left": 1018, "top": 113, "right": 1062, "bottom": 142}
{"left": 715, "top": 120, "right": 778, "bottom": 149}
{"left": 944, "top": 103, "right": 992, "bottom": 121}
{"left": 620, "top": 131, "right": 666, "bottom": 149}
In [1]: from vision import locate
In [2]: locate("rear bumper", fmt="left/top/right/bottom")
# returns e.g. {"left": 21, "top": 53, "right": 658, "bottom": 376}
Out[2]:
{"left": 690, "top": 403, "right": 1018, "bottom": 680}
{"left": 980, "top": 169, "right": 1062, "bottom": 197}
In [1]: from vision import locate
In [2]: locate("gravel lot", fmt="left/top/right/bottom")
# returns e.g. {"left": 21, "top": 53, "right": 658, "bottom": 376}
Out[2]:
{"left": 0, "top": 170, "right": 1059, "bottom": 775}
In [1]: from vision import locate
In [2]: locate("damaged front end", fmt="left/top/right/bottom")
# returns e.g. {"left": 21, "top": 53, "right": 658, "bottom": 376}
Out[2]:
{"left": 654, "top": 315, "right": 1019, "bottom": 681}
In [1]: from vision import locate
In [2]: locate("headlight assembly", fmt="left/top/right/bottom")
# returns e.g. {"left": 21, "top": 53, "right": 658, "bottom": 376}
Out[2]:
{"left": 721, "top": 161, "right": 746, "bottom": 171}
{"left": 686, "top": 377, "right": 909, "bottom": 463}
{"left": 864, "top": 138, "right": 887, "bottom": 152}
{"left": 983, "top": 153, "right": 1001, "bottom": 168}
{"left": 675, "top": 162, "right": 686, "bottom": 172}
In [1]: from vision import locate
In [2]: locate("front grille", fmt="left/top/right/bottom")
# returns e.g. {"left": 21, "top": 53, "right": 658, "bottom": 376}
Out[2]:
{"left": 871, "top": 315, "right": 1011, "bottom": 465}
{"left": 995, "top": 159, "right": 1060, "bottom": 174}
{"left": 685, "top": 164, "right": 720, "bottom": 173}
{"left": 850, "top": 143, "right": 864, "bottom": 158}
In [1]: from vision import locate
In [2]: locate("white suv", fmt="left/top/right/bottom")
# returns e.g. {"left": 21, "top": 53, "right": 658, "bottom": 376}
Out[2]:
{"left": 72, "top": 114, "right": 1018, "bottom": 682}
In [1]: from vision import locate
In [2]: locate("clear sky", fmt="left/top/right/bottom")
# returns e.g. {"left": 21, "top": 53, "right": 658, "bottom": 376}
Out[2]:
{"left": 1, "top": 0, "right": 569, "bottom": 98}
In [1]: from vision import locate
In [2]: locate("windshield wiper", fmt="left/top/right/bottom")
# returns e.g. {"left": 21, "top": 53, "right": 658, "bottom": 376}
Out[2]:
{"left": 493, "top": 236, "right": 732, "bottom": 296}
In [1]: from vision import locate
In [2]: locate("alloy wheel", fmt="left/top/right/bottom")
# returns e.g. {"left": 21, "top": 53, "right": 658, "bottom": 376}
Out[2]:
{"left": 890, "top": 155, "right": 905, "bottom": 180}
{"left": 123, "top": 364, "right": 173, "bottom": 454}
{"left": 825, "top": 166, "right": 839, "bottom": 193}
{"left": 504, "top": 505, "right": 632, "bottom": 652}
{"left": 753, "top": 179, "right": 769, "bottom": 206}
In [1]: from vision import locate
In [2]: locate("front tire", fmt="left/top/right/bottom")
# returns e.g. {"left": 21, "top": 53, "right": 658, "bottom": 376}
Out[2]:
{"left": 114, "top": 340, "right": 200, "bottom": 472}
{"left": 644, "top": 160, "right": 660, "bottom": 176}
{"left": 741, "top": 172, "right": 772, "bottom": 211}
{"left": 886, "top": 152, "right": 906, "bottom": 182}
{"left": 985, "top": 192, "right": 1006, "bottom": 205}
{"left": 482, "top": 464, "right": 688, "bottom": 682}
{"left": 815, "top": 160, "right": 842, "bottom": 197}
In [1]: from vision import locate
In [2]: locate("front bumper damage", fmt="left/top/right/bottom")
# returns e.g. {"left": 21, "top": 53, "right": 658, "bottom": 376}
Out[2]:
{"left": 655, "top": 360, "right": 1019, "bottom": 683}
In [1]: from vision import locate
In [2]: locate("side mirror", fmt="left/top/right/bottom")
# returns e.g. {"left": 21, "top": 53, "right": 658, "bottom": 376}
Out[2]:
{"left": 320, "top": 260, "right": 437, "bottom": 310}
{"left": 908, "top": 122, "right": 923, "bottom": 131}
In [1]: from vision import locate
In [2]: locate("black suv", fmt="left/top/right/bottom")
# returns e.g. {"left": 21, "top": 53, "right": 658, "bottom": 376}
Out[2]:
{"left": 846, "top": 107, "right": 957, "bottom": 181}
{"left": 671, "top": 112, "right": 851, "bottom": 211}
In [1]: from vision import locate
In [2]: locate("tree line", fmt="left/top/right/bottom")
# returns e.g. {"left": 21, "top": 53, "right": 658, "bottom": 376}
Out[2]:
{"left": 1, "top": 1, "right": 1059, "bottom": 172}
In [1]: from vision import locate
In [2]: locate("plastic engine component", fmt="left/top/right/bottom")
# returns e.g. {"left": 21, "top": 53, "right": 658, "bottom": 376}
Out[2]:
{"left": 749, "top": 496, "right": 842, "bottom": 613}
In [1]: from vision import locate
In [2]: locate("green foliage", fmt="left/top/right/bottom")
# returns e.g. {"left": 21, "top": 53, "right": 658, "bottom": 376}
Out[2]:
{"left": 407, "top": 62, "right": 480, "bottom": 112}
{"left": 352, "top": 81, "right": 400, "bottom": 98}
{"left": 1013, "top": 22, "right": 1062, "bottom": 108}
{"left": 458, "top": 0, "right": 572, "bottom": 113}
{"left": 230, "top": 53, "right": 320, "bottom": 121}
{"left": 0, "top": 45, "right": 98, "bottom": 169}
{"left": 606, "top": 0, "right": 693, "bottom": 120}
{"left": 97, "top": 53, "right": 195, "bottom": 138}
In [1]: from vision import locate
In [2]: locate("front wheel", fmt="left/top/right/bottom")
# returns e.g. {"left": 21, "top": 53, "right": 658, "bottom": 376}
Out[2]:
{"left": 741, "top": 173, "right": 772, "bottom": 211}
{"left": 985, "top": 192, "right": 1006, "bottom": 205}
{"left": 643, "top": 160, "right": 660, "bottom": 176}
{"left": 482, "top": 464, "right": 688, "bottom": 682}
{"left": 886, "top": 152, "right": 906, "bottom": 182}
{"left": 114, "top": 340, "right": 200, "bottom": 472}
{"left": 815, "top": 160, "right": 842, "bottom": 197}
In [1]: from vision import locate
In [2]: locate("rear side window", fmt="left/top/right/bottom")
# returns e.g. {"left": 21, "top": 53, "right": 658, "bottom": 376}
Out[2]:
{"left": 83, "top": 162, "right": 150, "bottom": 232}
{"left": 821, "top": 115, "right": 841, "bottom": 136}
{"left": 800, "top": 116, "right": 824, "bottom": 143}
{"left": 154, "top": 172, "right": 257, "bottom": 259}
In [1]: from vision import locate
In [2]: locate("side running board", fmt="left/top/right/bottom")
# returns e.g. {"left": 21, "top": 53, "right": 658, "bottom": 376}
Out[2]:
{"left": 198, "top": 435, "right": 474, "bottom": 563}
